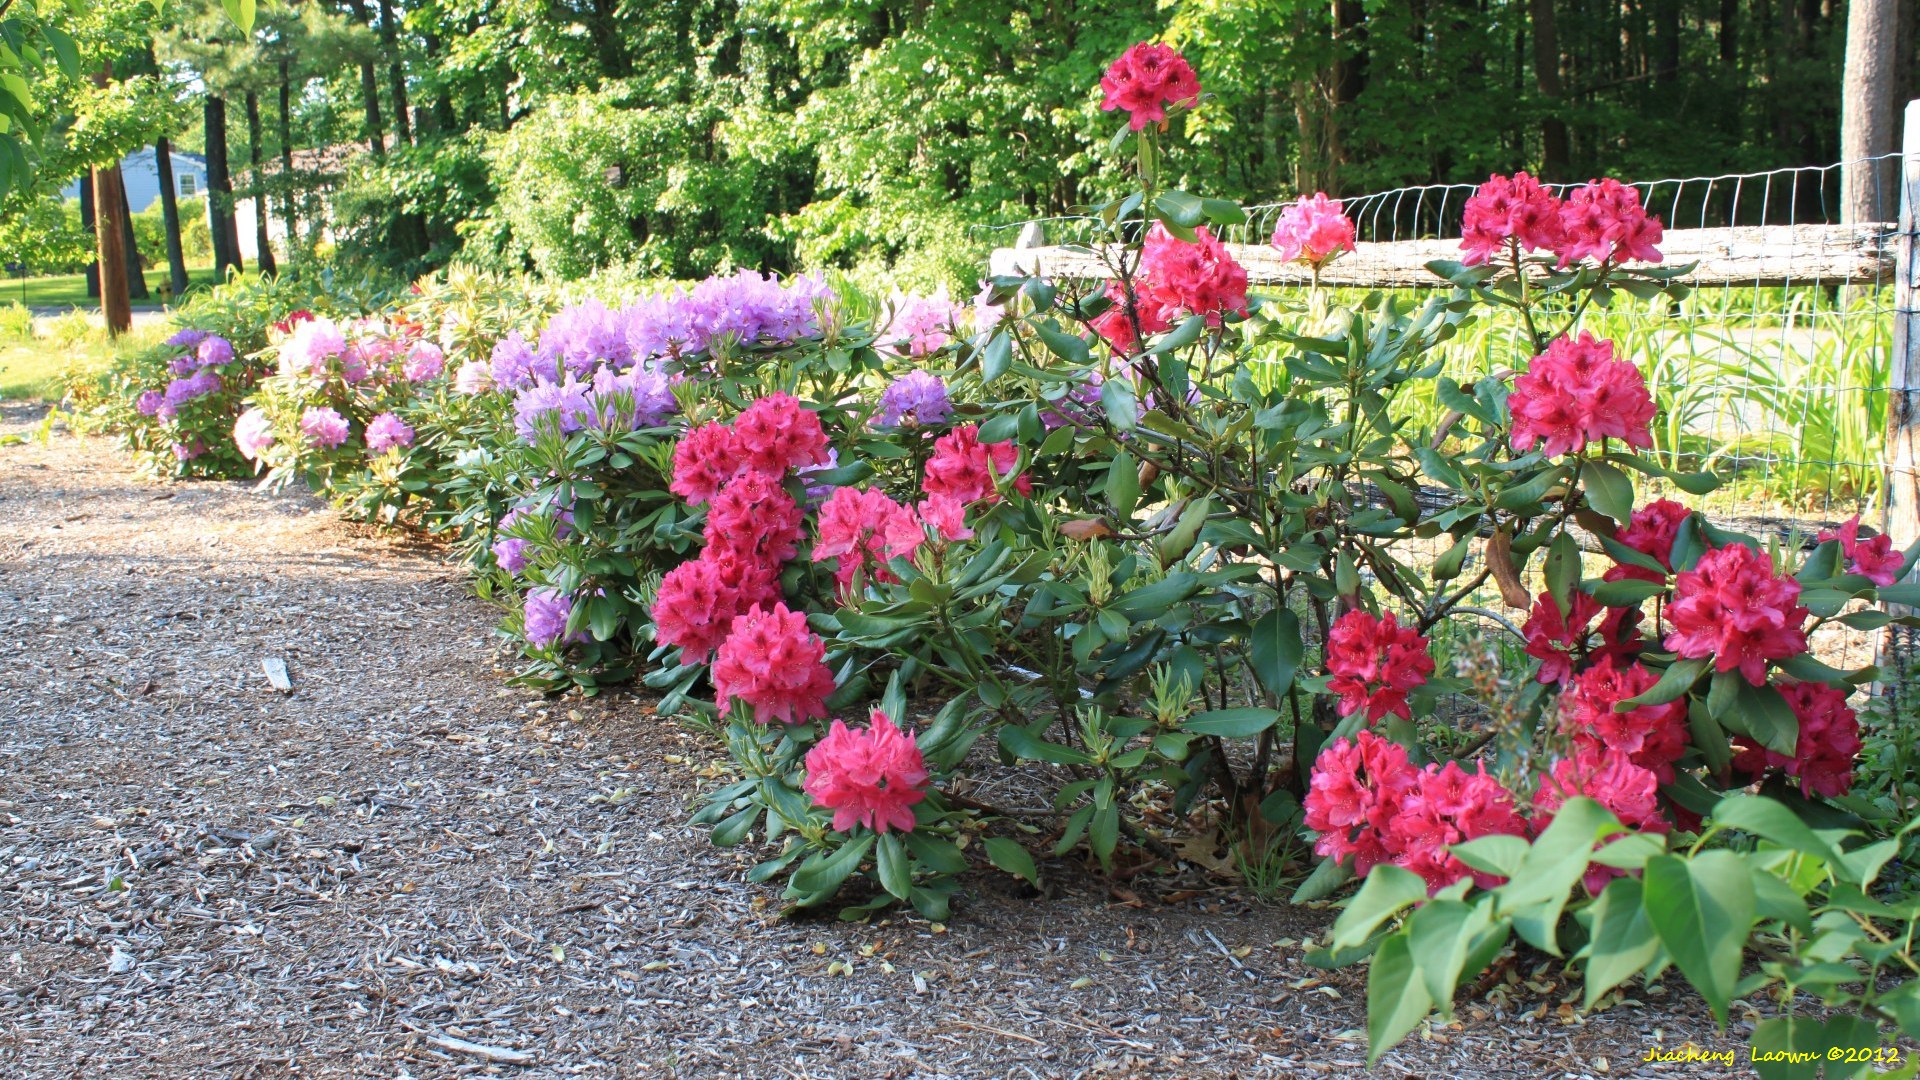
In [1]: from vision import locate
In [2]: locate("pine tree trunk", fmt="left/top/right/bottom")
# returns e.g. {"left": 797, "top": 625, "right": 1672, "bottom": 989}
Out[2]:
{"left": 153, "top": 139, "right": 191, "bottom": 298}
{"left": 376, "top": 0, "right": 412, "bottom": 146}
{"left": 93, "top": 164, "right": 132, "bottom": 336}
{"left": 246, "top": 90, "right": 278, "bottom": 276}
{"left": 1529, "top": 0, "right": 1570, "bottom": 179}
{"left": 117, "top": 178, "right": 148, "bottom": 301}
{"left": 80, "top": 172, "right": 99, "bottom": 299}
{"left": 206, "top": 95, "right": 242, "bottom": 275}
{"left": 1842, "top": 0, "right": 1901, "bottom": 223}
{"left": 278, "top": 61, "right": 298, "bottom": 255}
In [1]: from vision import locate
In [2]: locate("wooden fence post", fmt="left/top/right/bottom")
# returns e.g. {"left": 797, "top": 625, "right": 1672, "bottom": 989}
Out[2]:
{"left": 1882, "top": 99, "right": 1920, "bottom": 676}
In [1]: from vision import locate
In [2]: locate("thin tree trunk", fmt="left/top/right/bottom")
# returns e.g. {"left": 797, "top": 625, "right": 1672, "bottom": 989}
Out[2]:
{"left": 206, "top": 95, "right": 242, "bottom": 275}
{"left": 79, "top": 173, "right": 99, "bottom": 298}
{"left": 278, "top": 61, "right": 298, "bottom": 255}
{"left": 245, "top": 90, "right": 278, "bottom": 276}
{"left": 1529, "top": 0, "right": 1570, "bottom": 179}
{"left": 1842, "top": 0, "right": 1900, "bottom": 223}
{"left": 153, "top": 139, "right": 191, "bottom": 298}
{"left": 92, "top": 163, "right": 132, "bottom": 336}
{"left": 116, "top": 178, "right": 148, "bottom": 301}
{"left": 348, "top": 0, "right": 387, "bottom": 156}
{"left": 375, "top": 0, "right": 412, "bottom": 146}
{"left": 1328, "top": 0, "right": 1368, "bottom": 191}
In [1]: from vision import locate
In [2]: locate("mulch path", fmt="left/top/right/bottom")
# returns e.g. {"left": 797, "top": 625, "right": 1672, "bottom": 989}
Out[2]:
{"left": 0, "top": 405, "right": 1759, "bottom": 1078}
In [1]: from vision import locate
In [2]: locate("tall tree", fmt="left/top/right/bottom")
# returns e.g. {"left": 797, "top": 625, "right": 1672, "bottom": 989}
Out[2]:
{"left": 116, "top": 173, "right": 148, "bottom": 300}
{"left": 1841, "top": 0, "right": 1901, "bottom": 222}
{"left": 153, "top": 137, "right": 192, "bottom": 296}
{"left": 79, "top": 172, "right": 99, "bottom": 299}
{"left": 375, "top": 0, "right": 411, "bottom": 146}
{"left": 245, "top": 89, "right": 278, "bottom": 275}
{"left": 205, "top": 94, "right": 242, "bottom": 274}
{"left": 92, "top": 157, "right": 132, "bottom": 334}
{"left": 1530, "top": 0, "right": 1570, "bottom": 179}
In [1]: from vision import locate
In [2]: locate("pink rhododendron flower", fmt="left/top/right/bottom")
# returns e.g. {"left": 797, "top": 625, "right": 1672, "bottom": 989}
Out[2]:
{"left": 1732, "top": 681, "right": 1862, "bottom": 798}
{"left": 1304, "top": 731, "right": 1420, "bottom": 876}
{"left": 922, "top": 424, "right": 1030, "bottom": 504}
{"left": 670, "top": 422, "right": 742, "bottom": 505}
{"left": 1664, "top": 543, "right": 1810, "bottom": 684}
{"left": 1556, "top": 179, "right": 1664, "bottom": 267}
{"left": 1387, "top": 761, "right": 1529, "bottom": 892}
{"left": 1533, "top": 747, "right": 1670, "bottom": 894}
{"left": 1324, "top": 610, "right": 1435, "bottom": 722}
{"left": 704, "top": 470, "right": 805, "bottom": 566}
{"left": 652, "top": 550, "right": 782, "bottom": 663}
{"left": 1139, "top": 223, "right": 1248, "bottom": 326}
{"left": 233, "top": 407, "right": 275, "bottom": 461}
{"left": 879, "top": 288, "right": 960, "bottom": 358}
{"left": 1604, "top": 499, "right": 1692, "bottom": 583}
{"left": 813, "top": 486, "right": 920, "bottom": 595}
{"left": 732, "top": 392, "right": 832, "bottom": 477}
{"left": 364, "top": 412, "right": 415, "bottom": 454}
{"left": 1099, "top": 42, "right": 1201, "bottom": 131}
{"left": 1559, "top": 658, "right": 1690, "bottom": 782}
{"left": 1091, "top": 280, "right": 1173, "bottom": 356}
{"left": 281, "top": 317, "right": 348, "bottom": 377}
{"left": 803, "top": 708, "right": 930, "bottom": 834}
{"left": 1522, "top": 590, "right": 1605, "bottom": 685}
{"left": 453, "top": 358, "right": 493, "bottom": 394}
{"left": 402, "top": 342, "right": 445, "bottom": 382}
{"left": 1508, "top": 332, "right": 1655, "bottom": 457}
{"left": 711, "top": 602, "right": 837, "bottom": 725}
{"left": 1818, "top": 515, "right": 1903, "bottom": 587}
{"left": 1460, "top": 172, "right": 1565, "bottom": 266}
{"left": 300, "top": 406, "right": 351, "bottom": 449}
{"left": 915, "top": 495, "right": 973, "bottom": 542}
{"left": 1270, "top": 193, "right": 1356, "bottom": 269}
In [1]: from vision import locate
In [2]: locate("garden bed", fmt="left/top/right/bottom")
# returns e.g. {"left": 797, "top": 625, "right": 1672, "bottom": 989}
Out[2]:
{"left": 0, "top": 411, "right": 1773, "bottom": 1076}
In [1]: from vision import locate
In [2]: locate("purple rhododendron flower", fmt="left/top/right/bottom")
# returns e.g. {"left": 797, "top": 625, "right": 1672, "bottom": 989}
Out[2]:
{"left": 172, "top": 439, "right": 206, "bottom": 461}
{"left": 196, "top": 336, "right": 235, "bottom": 367}
{"left": 168, "top": 355, "right": 198, "bottom": 376}
{"left": 136, "top": 390, "right": 165, "bottom": 417}
{"left": 163, "top": 369, "right": 221, "bottom": 406}
{"left": 1042, "top": 372, "right": 1107, "bottom": 430}
{"left": 166, "top": 328, "right": 210, "bottom": 349}
{"left": 490, "top": 331, "right": 538, "bottom": 390}
{"left": 581, "top": 365, "right": 678, "bottom": 432}
{"left": 538, "top": 300, "right": 631, "bottom": 377}
{"left": 877, "top": 370, "right": 952, "bottom": 427}
{"left": 233, "top": 407, "right": 275, "bottom": 461}
{"left": 523, "top": 588, "right": 582, "bottom": 648}
{"left": 797, "top": 448, "right": 840, "bottom": 504}
{"left": 492, "top": 537, "right": 529, "bottom": 574}
{"left": 512, "top": 378, "right": 591, "bottom": 441}
{"left": 300, "top": 406, "right": 351, "bottom": 449}
{"left": 365, "top": 412, "right": 416, "bottom": 453}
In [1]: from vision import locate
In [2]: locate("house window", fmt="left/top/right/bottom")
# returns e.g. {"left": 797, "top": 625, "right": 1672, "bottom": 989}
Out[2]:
{"left": 179, "top": 173, "right": 197, "bottom": 196}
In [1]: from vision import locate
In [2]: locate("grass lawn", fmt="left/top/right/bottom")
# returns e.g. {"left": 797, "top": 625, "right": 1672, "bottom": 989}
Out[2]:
{"left": 0, "top": 339, "right": 117, "bottom": 401}
{"left": 2, "top": 263, "right": 224, "bottom": 310}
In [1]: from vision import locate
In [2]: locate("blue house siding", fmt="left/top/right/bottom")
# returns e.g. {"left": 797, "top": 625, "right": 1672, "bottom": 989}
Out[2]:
{"left": 62, "top": 149, "right": 210, "bottom": 214}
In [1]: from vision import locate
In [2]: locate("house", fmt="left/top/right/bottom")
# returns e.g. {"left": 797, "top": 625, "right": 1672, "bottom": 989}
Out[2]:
{"left": 62, "top": 148, "right": 210, "bottom": 213}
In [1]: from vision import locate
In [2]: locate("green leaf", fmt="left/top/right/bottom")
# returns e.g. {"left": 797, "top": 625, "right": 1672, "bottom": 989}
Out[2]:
{"left": 1292, "top": 856, "right": 1355, "bottom": 903}
{"left": 1582, "top": 877, "right": 1660, "bottom": 1009}
{"left": 1144, "top": 314, "right": 1207, "bottom": 356}
{"left": 980, "top": 332, "right": 1012, "bottom": 383}
{"left": 1106, "top": 450, "right": 1140, "bottom": 520}
{"left": 1331, "top": 864, "right": 1428, "bottom": 951}
{"left": 1405, "top": 898, "right": 1493, "bottom": 1019}
{"left": 1710, "top": 795, "right": 1847, "bottom": 867}
{"left": 222, "top": 0, "right": 257, "bottom": 33}
{"left": 1154, "top": 190, "right": 1206, "bottom": 227}
{"left": 1365, "top": 931, "right": 1435, "bottom": 1064}
{"left": 1724, "top": 680, "right": 1800, "bottom": 757}
{"left": 983, "top": 837, "right": 1039, "bottom": 886}
{"left": 1249, "top": 608, "right": 1303, "bottom": 698}
{"left": 1618, "top": 657, "right": 1708, "bottom": 709}
{"left": 787, "top": 834, "right": 876, "bottom": 901}
{"left": 1497, "top": 796, "right": 1621, "bottom": 955}
{"left": 1450, "top": 834, "right": 1530, "bottom": 880}
{"left": 876, "top": 833, "right": 912, "bottom": 900}
{"left": 1581, "top": 459, "right": 1635, "bottom": 525}
{"left": 1100, "top": 377, "right": 1138, "bottom": 432}
{"left": 42, "top": 26, "right": 80, "bottom": 79}
{"left": 1035, "top": 319, "right": 1091, "bottom": 365}
{"left": 1749, "top": 1014, "right": 1881, "bottom": 1080}
{"left": 1183, "top": 707, "right": 1282, "bottom": 738}
{"left": 1641, "top": 851, "right": 1757, "bottom": 1025}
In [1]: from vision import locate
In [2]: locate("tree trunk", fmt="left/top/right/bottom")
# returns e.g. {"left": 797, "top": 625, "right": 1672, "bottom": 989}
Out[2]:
{"left": 278, "top": 61, "right": 298, "bottom": 255}
{"left": 92, "top": 163, "right": 132, "bottom": 336}
{"left": 79, "top": 172, "right": 99, "bottom": 299}
{"left": 206, "top": 94, "right": 243, "bottom": 275}
{"left": 1720, "top": 0, "right": 1738, "bottom": 65}
{"left": 1327, "top": 0, "right": 1368, "bottom": 191}
{"left": 245, "top": 90, "right": 278, "bottom": 276}
{"left": 1841, "top": 0, "right": 1900, "bottom": 223}
{"left": 1529, "top": 0, "right": 1570, "bottom": 179}
{"left": 348, "top": 0, "right": 387, "bottom": 156}
{"left": 376, "top": 0, "right": 412, "bottom": 146}
{"left": 116, "top": 178, "right": 148, "bottom": 301}
{"left": 1654, "top": 0, "right": 1681, "bottom": 86}
{"left": 152, "top": 139, "right": 191, "bottom": 298}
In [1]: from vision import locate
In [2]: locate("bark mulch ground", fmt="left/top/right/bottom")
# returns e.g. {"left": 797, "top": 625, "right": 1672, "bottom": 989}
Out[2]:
{"left": 0, "top": 406, "right": 1760, "bottom": 1078}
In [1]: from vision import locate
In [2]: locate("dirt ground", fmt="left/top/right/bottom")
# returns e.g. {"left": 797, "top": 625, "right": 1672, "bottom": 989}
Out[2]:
{"left": 0, "top": 406, "right": 1763, "bottom": 1078}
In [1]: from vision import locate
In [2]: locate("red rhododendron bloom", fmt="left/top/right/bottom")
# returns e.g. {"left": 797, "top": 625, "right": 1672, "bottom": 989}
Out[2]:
{"left": 732, "top": 392, "right": 832, "bottom": 477}
{"left": 1555, "top": 178, "right": 1664, "bottom": 267}
{"left": 1559, "top": 658, "right": 1690, "bottom": 782}
{"left": 1460, "top": 172, "right": 1565, "bottom": 266}
{"left": 1139, "top": 223, "right": 1249, "bottom": 326}
{"left": 711, "top": 602, "right": 836, "bottom": 725}
{"left": 1509, "top": 332, "right": 1655, "bottom": 457}
{"left": 671, "top": 422, "right": 742, "bottom": 505}
{"left": 923, "top": 424, "right": 1031, "bottom": 504}
{"left": 1533, "top": 747, "right": 1671, "bottom": 894}
{"left": 1732, "top": 681, "right": 1862, "bottom": 798}
{"left": 1818, "top": 515, "right": 1903, "bottom": 587}
{"left": 1387, "top": 761, "right": 1529, "bottom": 892}
{"left": 705, "top": 470, "right": 805, "bottom": 565}
{"left": 651, "top": 550, "right": 781, "bottom": 663}
{"left": 1664, "top": 543, "right": 1810, "bottom": 684}
{"left": 1325, "top": 610, "right": 1435, "bottom": 722}
{"left": 803, "top": 708, "right": 930, "bottom": 834}
{"left": 1604, "top": 499, "right": 1692, "bottom": 583}
{"left": 814, "top": 486, "right": 921, "bottom": 595}
{"left": 1304, "top": 731, "right": 1420, "bottom": 876}
{"left": 1270, "top": 193, "right": 1357, "bottom": 269}
{"left": 1522, "top": 590, "right": 1605, "bottom": 685}
{"left": 1099, "top": 42, "right": 1201, "bottom": 131}
{"left": 1091, "top": 280, "right": 1174, "bottom": 356}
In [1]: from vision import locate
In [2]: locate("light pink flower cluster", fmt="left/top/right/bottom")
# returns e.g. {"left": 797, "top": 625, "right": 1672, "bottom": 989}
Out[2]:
{"left": 710, "top": 601, "right": 837, "bottom": 725}
{"left": 1818, "top": 515, "right": 1903, "bottom": 586}
{"left": 1269, "top": 193, "right": 1356, "bottom": 270}
{"left": 922, "top": 425, "right": 1030, "bottom": 505}
{"left": 813, "top": 486, "right": 972, "bottom": 597}
{"left": 365, "top": 412, "right": 415, "bottom": 454}
{"left": 803, "top": 708, "right": 930, "bottom": 834}
{"left": 233, "top": 407, "right": 275, "bottom": 462}
{"left": 1664, "top": 543, "right": 1810, "bottom": 684}
{"left": 300, "top": 406, "right": 351, "bottom": 449}
{"left": 1305, "top": 731, "right": 1526, "bottom": 893}
{"left": 1508, "top": 332, "right": 1655, "bottom": 457}
{"left": 1460, "top": 173, "right": 1664, "bottom": 268}
{"left": 1099, "top": 42, "right": 1201, "bottom": 131}
{"left": 1324, "top": 610, "right": 1435, "bottom": 722}
{"left": 1733, "top": 681, "right": 1862, "bottom": 798}
{"left": 879, "top": 288, "right": 961, "bottom": 358}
